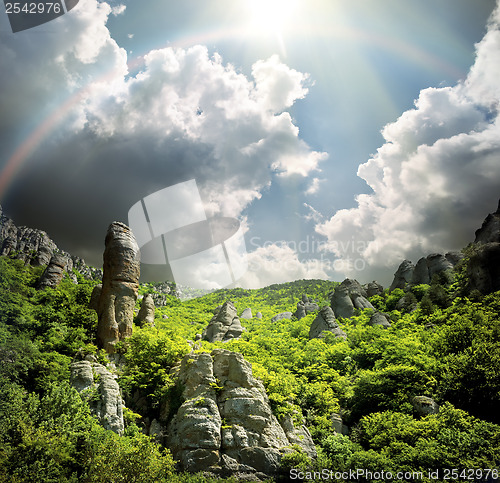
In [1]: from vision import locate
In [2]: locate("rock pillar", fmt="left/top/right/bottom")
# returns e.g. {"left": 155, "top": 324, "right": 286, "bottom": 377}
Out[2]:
{"left": 96, "top": 222, "right": 140, "bottom": 353}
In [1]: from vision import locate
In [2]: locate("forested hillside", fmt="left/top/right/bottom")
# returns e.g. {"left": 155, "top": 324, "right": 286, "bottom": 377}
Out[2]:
{"left": 1, "top": 249, "right": 500, "bottom": 482}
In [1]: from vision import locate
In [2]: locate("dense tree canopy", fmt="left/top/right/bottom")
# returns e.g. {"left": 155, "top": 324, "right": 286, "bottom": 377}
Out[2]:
{"left": 1, "top": 255, "right": 499, "bottom": 482}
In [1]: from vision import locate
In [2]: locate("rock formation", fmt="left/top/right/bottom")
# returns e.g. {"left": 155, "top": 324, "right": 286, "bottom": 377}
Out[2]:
{"left": 36, "top": 254, "right": 67, "bottom": 289}
{"left": 389, "top": 260, "right": 415, "bottom": 291}
{"left": 166, "top": 349, "right": 316, "bottom": 476}
{"left": 70, "top": 360, "right": 124, "bottom": 434}
{"left": 369, "top": 311, "right": 391, "bottom": 329}
{"left": 294, "top": 294, "right": 319, "bottom": 320}
{"left": 390, "top": 252, "right": 463, "bottom": 291}
{"left": 412, "top": 396, "right": 439, "bottom": 416}
{"left": 331, "top": 413, "right": 349, "bottom": 435}
{"left": 363, "top": 281, "right": 384, "bottom": 298}
{"left": 95, "top": 222, "right": 140, "bottom": 353}
{"left": 137, "top": 294, "right": 155, "bottom": 327}
{"left": 240, "top": 308, "right": 253, "bottom": 320}
{"left": 89, "top": 284, "right": 102, "bottom": 312}
{"left": 330, "top": 279, "right": 374, "bottom": 319}
{"left": 203, "top": 301, "right": 244, "bottom": 342}
{"left": 0, "top": 205, "right": 102, "bottom": 282}
{"left": 309, "top": 306, "right": 346, "bottom": 339}
{"left": 271, "top": 312, "right": 293, "bottom": 323}
{"left": 466, "top": 200, "right": 500, "bottom": 294}
{"left": 474, "top": 200, "right": 500, "bottom": 244}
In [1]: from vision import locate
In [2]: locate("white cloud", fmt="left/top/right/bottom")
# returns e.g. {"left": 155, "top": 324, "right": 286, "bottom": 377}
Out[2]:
{"left": 303, "top": 202, "right": 324, "bottom": 224}
{"left": 0, "top": 0, "right": 327, "bottom": 282}
{"left": 80, "top": 44, "right": 327, "bottom": 215}
{"left": 238, "top": 243, "right": 329, "bottom": 289}
{"left": 305, "top": 177, "right": 324, "bottom": 195}
{"left": 0, "top": 0, "right": 126, "bottom": 130}
{"left": 111, "top": 5, "right": 126, "bottom": 16}
{"left": 251, "top": 54, "right": 310, "bottom": 113}
{"left": 315, "top": 1, "right": 500, "bottom": 286}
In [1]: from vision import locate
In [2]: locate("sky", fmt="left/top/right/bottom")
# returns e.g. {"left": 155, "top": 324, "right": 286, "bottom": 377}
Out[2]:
{"left": 0, "top": 0, "right": 499, "bottom": 289}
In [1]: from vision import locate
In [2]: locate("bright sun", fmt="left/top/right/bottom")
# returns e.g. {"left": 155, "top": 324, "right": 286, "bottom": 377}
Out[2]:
{"left": 244, "top": 0, "right": 300, "bottom": 36}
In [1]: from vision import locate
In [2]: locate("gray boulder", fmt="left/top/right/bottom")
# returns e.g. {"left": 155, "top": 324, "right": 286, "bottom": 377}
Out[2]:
{"left": 137, "top": 294, "right": 155, "bottom": 327}
{"left": 364, "top": 281, "right": 384, "bottom": 298}
{"left": 411, "top": 257, "right": 430, "bottom": 285}
{"left": 309, "top": 306, "right": 346, "bottom": 339}
{"left": 412, "top": 396, "right": 439, "bottom": 416}
{"left": 427, "top": 253, "right": 454, "bottom": 279}
{"left": 389, "top": 260, "right": 415, "bottom": 291}
{"left": 294, "top": 295, "right": 320, "bottom": 320}
{"left": 70, "top": 360, "right": 124, "bottom": 434}
{"left": 240, "top": 308, "right": 253, "bottom": 319}
{"left": 393, "top": 252, "right": 464, "bottom": 290}
{"left": 255, "top": 312, "right": 262, "bottom": 319}
{"left": 331, "top": 413, "right": 349, "bottom": 435}
{"left": 36, "top": 254, "right": 67, "bottom": 289}
{"left": 166, "top": 349, "right": 316, "bottom": 476}
{"left": 411, "top": 253, "right": 455, "bottom": 286}
{"left": 304, "top": 301, "right": 320, "bottom": 313}
{"left": 271, "top": 312, "right": 293, "bottom": 323}
{"left": 203, "top": 301, "right": 244, "bottom": 342}
{"left": 369, "top": 311, "right": 391, "bottom": 329}
{"left": 294, "top": 303, "right": 307, "bottom": 320}
{"left": 330, "top": 279, "right": 374, "bottom": 319}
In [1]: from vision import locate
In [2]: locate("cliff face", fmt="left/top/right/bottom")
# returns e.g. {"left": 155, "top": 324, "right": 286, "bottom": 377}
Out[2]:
{"left": 0, "top": 205, "right": 102, "bottom": 283}
{"left": 467, "top": 200, "right": 500, "bottom": 294}
{"left": 165, "top": 349, "right": 316, "bottom": 477}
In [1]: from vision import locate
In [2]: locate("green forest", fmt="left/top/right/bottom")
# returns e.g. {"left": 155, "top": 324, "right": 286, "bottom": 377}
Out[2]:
{"left": 1, "top": 252, "right": 500, "bottom": 482}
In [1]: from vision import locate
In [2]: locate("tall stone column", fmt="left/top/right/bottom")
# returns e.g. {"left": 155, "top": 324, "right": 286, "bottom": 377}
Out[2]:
{"left": 96, "top": 222, "right": 140, "bottom": 353}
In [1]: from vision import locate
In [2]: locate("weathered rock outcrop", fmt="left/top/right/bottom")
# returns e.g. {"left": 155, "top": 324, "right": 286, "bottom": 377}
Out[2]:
{"left": 467, "top": 243, "right": 500, "bottom": 294}
{"left": 137, "top": 294, "right": 155, "bottom": 327}
{"left": 466, "top": 200, "right": 500, "bottom": 294}
{"left": 390, "top": 252, "right": 463, "bottom": 291}
{"left": 475, "top": 200, "right": 500, "bottom": 244}
{"left": 271, "top": 312, "right": 293, "bottom": 323}
{"left": 70, "top": 360, "right": 124, "bottom": 434}
{"left": 36, "top": 254, "right": 67, "bottom": 289}
{"left": 309, "top": 306, "right": 346, "bottom": 339}
{"left": 0, "top": 205, "right": 102, "bottom": 282}
{"left": 203, "top": 301, "right": 244, "bottom": 342}
{"left": 294, "top": 294, "right": 320, "bottom": 320}
{"left": 95, "top": 222, "right": 140, "bottom": 353}
{"left": 166, "top": 349, "right": 316, "bottom": 476}
{"left": 331, "top": 413, "right": 349, "bottom": 435}
{"left": 240, "top": 308, "right": 253, "bottom": 320}
{"left": 369, "top": 311, "right": 391, "bottom": 329}
{"left": 330, "top": 279, "right": 374, "bottom": 319}
{"left": 389, "top": 260, "right": 415, "bottom": 291}
{"left": 363, "top": 281, "right": 384, "bottom": 298}
{"left": 412, "top": 396, "right": 439, "bottom": 416}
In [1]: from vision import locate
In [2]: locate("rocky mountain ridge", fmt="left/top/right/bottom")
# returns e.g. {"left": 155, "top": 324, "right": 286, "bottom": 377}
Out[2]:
{"left": 0, "top": 204, "right": 102, "bottom": 282}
